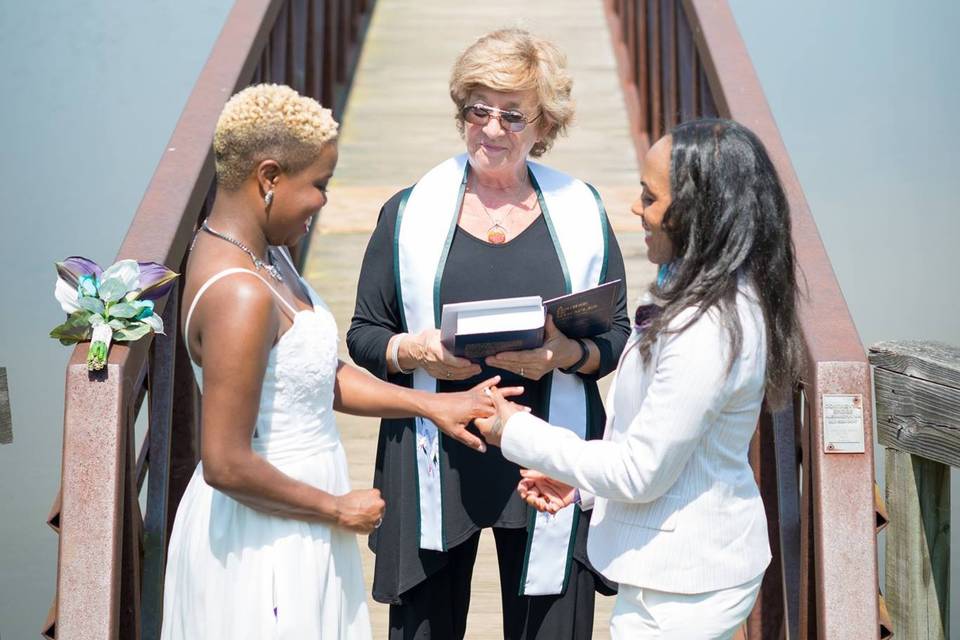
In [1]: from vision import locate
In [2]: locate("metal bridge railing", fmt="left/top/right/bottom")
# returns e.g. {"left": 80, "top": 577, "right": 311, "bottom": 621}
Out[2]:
{"left": 47, "top": 1, "right": 882, "bottom": 637}
{"left": 44, "top": 1, "right": 375, "bottom": 638}
{"left": 605, "top": 1, "right": 881, "bottom": 637}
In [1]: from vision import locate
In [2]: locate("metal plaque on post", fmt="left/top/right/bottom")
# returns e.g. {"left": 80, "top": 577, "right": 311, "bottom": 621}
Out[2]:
{"left": 822, "top": 393, "right": 865, "bottom": 453}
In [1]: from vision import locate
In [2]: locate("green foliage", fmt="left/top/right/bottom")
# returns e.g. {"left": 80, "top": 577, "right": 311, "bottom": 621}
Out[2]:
{"left": 97, "top": 277, "right": 128, "bottom": 303}
{"left": 50, "top": 311, "right": 94, "bottom": 345}
{"left": 113, "top": 323, "right": 152, "bottom": 342}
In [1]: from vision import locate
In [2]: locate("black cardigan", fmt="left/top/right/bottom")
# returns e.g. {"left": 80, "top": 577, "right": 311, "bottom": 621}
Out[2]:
{"left": 347, "top": 188, "right": 630, "bottom": 604}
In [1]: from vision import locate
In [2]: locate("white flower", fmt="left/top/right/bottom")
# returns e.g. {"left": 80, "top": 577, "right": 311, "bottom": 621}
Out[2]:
{"left": 54, "top": 277, "right": 80, "bottom": 313}
{"left": 100, "top": 259, "right": 141, "bottom": 292}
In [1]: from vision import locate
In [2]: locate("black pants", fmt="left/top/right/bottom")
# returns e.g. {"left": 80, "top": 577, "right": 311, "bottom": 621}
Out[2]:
{"left": 388, "top": 527, "right": 598, "bottom": 640}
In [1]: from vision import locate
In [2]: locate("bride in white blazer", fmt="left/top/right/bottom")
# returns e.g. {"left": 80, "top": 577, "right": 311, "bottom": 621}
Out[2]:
{"left": 477, "top": 119, "right": 804, "bottom": 639}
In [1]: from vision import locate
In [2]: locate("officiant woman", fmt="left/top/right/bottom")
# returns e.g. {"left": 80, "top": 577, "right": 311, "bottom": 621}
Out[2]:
{"left": 347, "top": 28, "right": 630, "bottom": 640}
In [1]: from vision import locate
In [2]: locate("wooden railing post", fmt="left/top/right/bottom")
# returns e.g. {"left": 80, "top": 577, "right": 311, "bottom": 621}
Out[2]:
{"left": 871, "top": 340, "right": 957, "bottom": 639}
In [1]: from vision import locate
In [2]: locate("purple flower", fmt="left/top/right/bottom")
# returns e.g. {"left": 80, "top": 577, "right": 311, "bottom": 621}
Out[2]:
{"left": 134, "top": 261, "right": 179, "bottom": 301}
{"left": 55, "top": 256, "right": 103, "bottom": 288}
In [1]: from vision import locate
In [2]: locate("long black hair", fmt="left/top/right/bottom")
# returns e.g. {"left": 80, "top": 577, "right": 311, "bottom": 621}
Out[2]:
{"left": 636, "top": 119, "right": 804, "bottom": 408}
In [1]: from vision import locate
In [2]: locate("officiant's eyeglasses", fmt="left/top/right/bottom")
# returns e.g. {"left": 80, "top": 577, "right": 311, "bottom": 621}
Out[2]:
{"left": 461, "top": 103, "right": 541, "bottom": 133}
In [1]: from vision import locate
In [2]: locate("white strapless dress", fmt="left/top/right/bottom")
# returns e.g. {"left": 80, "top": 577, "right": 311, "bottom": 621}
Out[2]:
{"left": 161, "top": 271, "right": 371, "bottom": 639}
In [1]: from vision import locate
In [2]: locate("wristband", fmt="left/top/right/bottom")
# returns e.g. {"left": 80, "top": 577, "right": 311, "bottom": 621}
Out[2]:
{"left": 390, "top": 333, "right": 413, "bottom": 374}
{"left": 559, "top": 338, "right": 589, "bottom": 374}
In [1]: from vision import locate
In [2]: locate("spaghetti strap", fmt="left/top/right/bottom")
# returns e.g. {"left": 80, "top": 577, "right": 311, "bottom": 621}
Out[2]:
{"left": 183, "top": 268, "right": 300, "bottom": 363}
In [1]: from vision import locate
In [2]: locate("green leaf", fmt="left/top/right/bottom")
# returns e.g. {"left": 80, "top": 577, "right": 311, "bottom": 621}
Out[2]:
{"left": 108, "top": 302, "right": 140, "bottom": 319}
{"left": 113, "top": 322, "right": 152, "bottom": 342}
{"left": 141, "top": 312, "right": 164, "bottom": 335}
{"left": 98, "top": 277, "right": 129, "bottom": 303}
{"left": 70, "top": 309, "right": 94, "bottom": 323}
{"left": 50, "top": 312, "right": 93, "bottom": 345}
{"left": 108, "top": 318, "right": 127, "bottom": 330}
{"left": 79, "top": 297, "right": 105, "bottom": 315}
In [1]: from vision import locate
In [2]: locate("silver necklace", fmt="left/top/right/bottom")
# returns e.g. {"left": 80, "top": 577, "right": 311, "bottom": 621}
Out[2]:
{"left": 200, "top": 220, "right": 283, "bottom": 281}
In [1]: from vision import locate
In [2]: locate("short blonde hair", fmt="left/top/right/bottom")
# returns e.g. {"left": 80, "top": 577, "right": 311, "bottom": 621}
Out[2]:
{"left": 449, "top": 29, "right": 574, "bottom": 157}
{"left": 214, "top": 83, "right": 339, "bottom": 189}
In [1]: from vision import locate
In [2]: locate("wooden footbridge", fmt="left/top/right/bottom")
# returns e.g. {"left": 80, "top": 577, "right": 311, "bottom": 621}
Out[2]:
{"left": 42, "top": 1, "right": 899, "bottom": 638}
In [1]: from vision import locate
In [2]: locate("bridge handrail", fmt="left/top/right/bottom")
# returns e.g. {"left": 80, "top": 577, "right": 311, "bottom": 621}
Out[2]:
{"left": 46, "top": 1, "right": 374, "bottom": 637}
{"left": 606, "top": 1, "right": 879, "bottom": 637}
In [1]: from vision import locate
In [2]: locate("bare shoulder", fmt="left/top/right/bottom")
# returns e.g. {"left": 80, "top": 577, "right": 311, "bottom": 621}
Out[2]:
{"left": 186, "top": 264, "right": 280, "bottom": 362}
{"left": 198, "top": 270, "right": 277, "bottom": 319}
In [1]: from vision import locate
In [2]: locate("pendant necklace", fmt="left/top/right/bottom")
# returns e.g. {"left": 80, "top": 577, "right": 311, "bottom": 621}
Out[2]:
{"left": 200, "top": 220, "right": 283, "bottom": 282}
{"left": 481, "top": 203, "right": 515, "bottom": 245}
{"left": 471, "top": 176, "right": 533, "bottom": 245}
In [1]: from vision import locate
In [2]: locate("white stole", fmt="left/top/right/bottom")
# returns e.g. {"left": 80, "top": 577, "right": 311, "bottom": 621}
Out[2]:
{"left": 395, "top": 153, "right": 608, "bottom": 595}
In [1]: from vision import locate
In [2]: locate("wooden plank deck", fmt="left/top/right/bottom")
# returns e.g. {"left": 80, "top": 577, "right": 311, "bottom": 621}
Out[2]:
{"left": 303, "top": 1, "right": 655, "bottom": 637}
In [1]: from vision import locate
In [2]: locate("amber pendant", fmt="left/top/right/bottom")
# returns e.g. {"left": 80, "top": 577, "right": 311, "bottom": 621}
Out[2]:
{"left": 487, "top": 224, "right": 507, "bottom": 244}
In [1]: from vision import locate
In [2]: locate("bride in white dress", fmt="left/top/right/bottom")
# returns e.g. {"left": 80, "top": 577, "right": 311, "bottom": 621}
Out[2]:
{"left": 161, "top": 84, "right": 509, "bottom": 639}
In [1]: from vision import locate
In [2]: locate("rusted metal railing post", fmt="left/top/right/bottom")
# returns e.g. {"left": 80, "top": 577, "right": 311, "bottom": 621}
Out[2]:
{"left": 57, "top": 353, "right": 131, "bottom": 638}
{"left": 140, "top": 281, "right": 180, "bottom": 640}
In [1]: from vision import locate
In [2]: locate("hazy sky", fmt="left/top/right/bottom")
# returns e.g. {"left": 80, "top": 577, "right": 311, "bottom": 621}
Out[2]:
{"left": 729, "top": 2, "right": 960, "bottom": 631}
{"left": 730, "top": 0, "right": 960, "bottom": 346}
{"left": 0, "top": 2, "right": 232, "bottom": 636}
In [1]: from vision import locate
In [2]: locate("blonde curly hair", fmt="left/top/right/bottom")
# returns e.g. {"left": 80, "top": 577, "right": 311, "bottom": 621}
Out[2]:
{"left": 214, "top": 83, "right": 339, "bottom": 189}
{"left": 450, "top": 29, "right": 574, "bottom": 157}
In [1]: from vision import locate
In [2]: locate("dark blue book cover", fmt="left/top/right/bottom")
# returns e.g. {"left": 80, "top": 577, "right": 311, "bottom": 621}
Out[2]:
{"left": 544, "top": 279, "right": 622, "bottom": 339}
{"left": 454, "top": 327, "right": 545, "bottom": 361}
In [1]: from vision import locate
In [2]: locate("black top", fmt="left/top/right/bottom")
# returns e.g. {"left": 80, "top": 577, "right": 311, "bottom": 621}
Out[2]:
{"left": 437, "top": 216, "right": 565, "bottom": 530}
{"left": 347, "top": 188, "right": 631, "bottom": 604}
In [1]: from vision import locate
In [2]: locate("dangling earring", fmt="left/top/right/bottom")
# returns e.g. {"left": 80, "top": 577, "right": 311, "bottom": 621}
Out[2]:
{"left": 264, "top": 190, "right": 274, "bottom": 207}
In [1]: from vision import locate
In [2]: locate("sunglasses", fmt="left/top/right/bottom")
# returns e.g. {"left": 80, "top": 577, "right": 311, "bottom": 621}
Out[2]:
{"left": 461, "top": 103, "right": 541, "bottom": 133}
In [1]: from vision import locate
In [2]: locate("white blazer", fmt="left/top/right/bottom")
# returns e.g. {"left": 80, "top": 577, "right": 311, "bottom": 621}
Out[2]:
{"left": 501, "top": 287, "right": 771, "bottom": 594}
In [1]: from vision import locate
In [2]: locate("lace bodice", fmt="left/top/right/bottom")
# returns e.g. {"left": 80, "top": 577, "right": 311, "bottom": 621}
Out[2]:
{"left": 185, "top": 268, "right": 342, "bottom": 461}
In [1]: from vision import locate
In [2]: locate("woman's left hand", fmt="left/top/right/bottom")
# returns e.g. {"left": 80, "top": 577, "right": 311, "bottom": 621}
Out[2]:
{"left": 473, "top": 385, "right": 529, "bottom": 447}
{"left": 518, "top": 469, "right": 576, "bottom": 514}
{"left": 426, "top": 376, "right": 524, "bottom": 452}
{"left": 485, "top": 315, "right": 579, "bottom": 380}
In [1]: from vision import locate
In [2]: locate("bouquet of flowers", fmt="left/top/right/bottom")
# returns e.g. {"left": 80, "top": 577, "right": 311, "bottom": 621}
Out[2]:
{"left": 51, "top": 257, "right": 179, "bottom": 371}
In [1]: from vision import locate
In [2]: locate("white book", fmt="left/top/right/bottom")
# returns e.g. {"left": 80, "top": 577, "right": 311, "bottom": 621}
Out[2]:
{"left": 439, "top": 280, "right": 622, "bottom": 361}
{"left": 440, "top": 296, "right": 545, "bottom": 361}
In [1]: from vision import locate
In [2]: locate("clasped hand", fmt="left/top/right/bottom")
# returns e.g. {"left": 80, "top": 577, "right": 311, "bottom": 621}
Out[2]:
{"left": 415, "top": 322, "right": 579, "bottom": 513}
{"left": 426, "top": 375, "right": 524, "bottom": 452}
{"left": 518, "top": 470, "right": 576, "bottom": 514}
{"left": 474, "top": 387, "right": 578, "bottom": 515}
